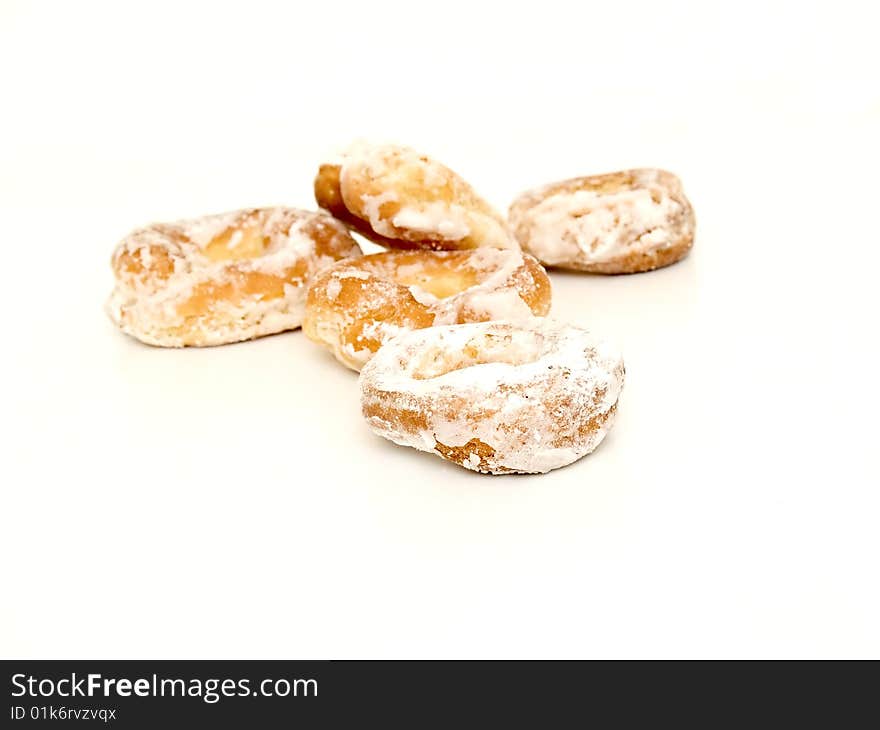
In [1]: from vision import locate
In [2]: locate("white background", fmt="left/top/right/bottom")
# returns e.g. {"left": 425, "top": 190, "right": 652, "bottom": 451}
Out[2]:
{"left": 1, "top": 0, "right": 878, "bottom": 658}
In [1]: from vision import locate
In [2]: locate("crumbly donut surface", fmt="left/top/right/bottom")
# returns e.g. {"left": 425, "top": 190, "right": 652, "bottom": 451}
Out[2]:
{"left": 108, "top": 207, "right": 361, "bottom": 347}
{"left": 303, "top": 249, "right": 551, "bottom": 371}
{"left": 509, "top": 168, "right": 694, "bottom": 274}
{"left": 315, "top": 143, "right": 518, "bottom": 251}
{"left": 359, "top": 319, "right": 624, "bottom": 474}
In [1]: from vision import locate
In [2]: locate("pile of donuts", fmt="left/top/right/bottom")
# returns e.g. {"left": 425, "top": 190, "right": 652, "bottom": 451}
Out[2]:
{"left": 107, "top": 143, "right": 695, "bottom": 475}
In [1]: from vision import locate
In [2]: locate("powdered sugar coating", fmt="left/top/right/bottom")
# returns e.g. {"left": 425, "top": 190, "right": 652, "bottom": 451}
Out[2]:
{"left": 509, "top": 168, "right": 695, "bottom": 274}
{"left": 107, "top": 207, "right": 361, "bottom": 347}
{"left": 359, "top": 319, "right": 625, "bottom": 474}
{"left": 303, "top": 248, "right": 551, "bottom": 371}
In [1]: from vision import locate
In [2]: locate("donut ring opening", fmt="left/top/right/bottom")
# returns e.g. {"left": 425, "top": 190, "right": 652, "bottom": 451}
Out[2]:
{"left": 334, "top": 252, "right": 482, "bottom": 303}
{"left": 410, "top": 330, "right": 545, "bottom": 380}
{"left": 391, "top": 262, "right": 478, "bottom": 300}
{"left": 201, "top": 220, "right": 272, "bottom": 261}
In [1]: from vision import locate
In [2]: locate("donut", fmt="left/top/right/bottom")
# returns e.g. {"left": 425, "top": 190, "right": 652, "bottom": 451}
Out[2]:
{"left": 509, "top": 168, "right": 695, "bottom": 274}
{"left": 359, "top": 319, "right": 625, "bottom": 474}
{"left": 303, "top": 248, "right": 551, "bottom": 371}
{"left": 107, "top": 207, "right": 361, "bottom": 347}
{"left": 314, "top": 142, "right": 518, "bottom": 251}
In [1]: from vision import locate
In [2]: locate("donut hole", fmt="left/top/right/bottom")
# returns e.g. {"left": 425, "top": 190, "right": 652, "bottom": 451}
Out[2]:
{"left": 202, "top": 225, "right": 270, "bottom": 262}
{"left": 411, "top": 329, "right": 545, "bottom": 380}
{"left": 394, "top": 263, "right": 478, "bottom": 300}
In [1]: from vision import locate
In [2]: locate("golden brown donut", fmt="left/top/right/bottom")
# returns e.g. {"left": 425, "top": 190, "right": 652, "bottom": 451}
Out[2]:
{"left": 509, "top": 168, "right": 695, "bottom": 274}
{"left": 314, "top": 143, "right": 518, "bottom": 251}
{"left": 303, "top": 248, "right": 551, "bottom": 371}
{"left": 359, "top": 319, "right": 625, "bottom": 474}
{"left": 107, "top": 207, "right": 361, "bottom": 347}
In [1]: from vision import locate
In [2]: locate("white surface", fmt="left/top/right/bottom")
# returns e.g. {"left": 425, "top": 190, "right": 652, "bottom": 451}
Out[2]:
{"left": 1, "top": 0, "right": 878, "bottom": 658}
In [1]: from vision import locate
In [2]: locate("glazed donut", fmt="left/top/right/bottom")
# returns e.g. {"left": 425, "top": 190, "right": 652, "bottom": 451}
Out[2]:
{"left": 314, "top": 142, "right": 518, "bottom": 251}
{"left": 303, "top": 248, "right": 551, "bottom": 371}
{"left": 509, "top": 168, "right": 695, "bottom": 274}
{"left": 108, "top": 207, "right": 361, "bottom": 347}
{"left": 359, "top": 319, "right": 625, "bottom": 474}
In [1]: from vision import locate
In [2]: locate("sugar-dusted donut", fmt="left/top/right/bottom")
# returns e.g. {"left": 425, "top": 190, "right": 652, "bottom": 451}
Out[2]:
{"left": 314, "top": 142, "right": 518, "bottom": 251}
{"left": 303, "top": 248, "right": 551, "bottom": 371}
{"left": 108, "top": 207, "right": 361, "bottom": 347}
{"left": 509, "top": 168, "right": 695, "bottom": 274}
{"left": 359, "top": 319, "right": 624, "bottom": 474}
